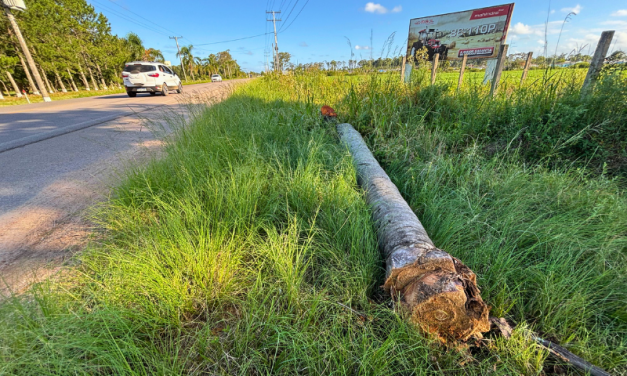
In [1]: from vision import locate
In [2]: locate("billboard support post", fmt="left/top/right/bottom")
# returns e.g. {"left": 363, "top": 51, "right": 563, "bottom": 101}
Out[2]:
{"left": 400, "top": 56, "right": 406, "bottom": 83}
{"left": 581, "top": 30, "right": 614, "bottom": 96}
{"left": 490, "top": 43, "right": 508, "bottom": 96}
{"left": 520, "top": 51, "right": 533, "bottom": 85}
{"left": 431, "top": 53, "right": 439, "bottom": 85}
{"left": 457, "top": 54, "right": 468, "bottom": 90}
{"left": 404, "top": 63, "right": 413, "bottom": 83}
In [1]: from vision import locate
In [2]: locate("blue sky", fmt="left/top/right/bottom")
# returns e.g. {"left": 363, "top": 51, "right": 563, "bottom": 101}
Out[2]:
{"left": 88, "top": 0, "right": 627, "bottom": 72}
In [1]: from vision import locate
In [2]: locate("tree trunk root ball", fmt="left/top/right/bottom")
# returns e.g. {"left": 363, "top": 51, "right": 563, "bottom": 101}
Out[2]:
{"left": 337, "top": 123, "right": 490, "bottom": 342}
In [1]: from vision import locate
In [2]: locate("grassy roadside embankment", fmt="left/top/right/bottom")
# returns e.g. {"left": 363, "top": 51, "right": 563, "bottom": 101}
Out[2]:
{"left": 1, "top": 68, "right": 625, "bottom": 374}
{"left": 0, "top": 78, "right": 432, "bottom": 374}
{"left": 335, "top": 66, "right": 627, "bottom": 370}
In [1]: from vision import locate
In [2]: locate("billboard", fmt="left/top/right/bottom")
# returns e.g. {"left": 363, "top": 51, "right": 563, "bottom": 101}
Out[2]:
{"left": 406, "top": 4, "right": 514, "bottom": 61}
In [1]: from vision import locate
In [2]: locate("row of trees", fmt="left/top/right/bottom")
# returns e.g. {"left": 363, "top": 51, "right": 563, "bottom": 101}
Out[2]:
{"left": 0, "top": 0, "right": 162, "bottom": 98}
{"left": 0, "top": 0, "right": 247, "bottom": 100}
{"left": 265, "top": 53, "right": 406, "bottom": 74}
{"left": 270, "top": 50, "right": 625, "bottom": 75}
{"left": 175, "top": 47, "right": 246, "bottom": 81}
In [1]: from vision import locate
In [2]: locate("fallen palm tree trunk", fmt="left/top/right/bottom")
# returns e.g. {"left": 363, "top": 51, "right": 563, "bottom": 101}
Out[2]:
{"left": 337, "top": 123, "right": 490, "bottom": 342}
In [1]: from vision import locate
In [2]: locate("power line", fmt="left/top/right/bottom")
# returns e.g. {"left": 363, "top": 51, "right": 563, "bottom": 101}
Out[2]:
{"left": 103, "top": 0, "right": 180, "bottom": 36}
{"left": 89, "top": 1, "right": 170, "bottom": 37}
{"left": 194, "top": 33, "right": 272, "bottom": 46}
{"left": 264, "top": 5, "right": 271, "bottom": 72}
{"left": 170, "top": 36, "right": 188, "bottom": 81}
{"left": 279, "top": 0, "right": 310, "bottom": 33}
{"left": 278, "top": 0, "right": 299, "bottom": 31}
{"left": 267, "top": 11, "right": 281, "bottom": 71}
{"left": 91, "top": 0, "right": 196, "bottom": 46}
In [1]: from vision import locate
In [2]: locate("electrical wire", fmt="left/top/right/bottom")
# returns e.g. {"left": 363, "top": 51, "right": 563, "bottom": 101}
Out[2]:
{"left": 279, "top": 0, "right": 310, "bottom": 33}
{"left": 89, "top": 0, "right": 171, "bottom": 37}
{"left": 103, "top": 0, "right": 180, "bottom": 36}
{"left": 194, "top": 33, "right": 272, "bottom": 46}
{"left": 278, "top": 0, "right": 298, "bottom": 31}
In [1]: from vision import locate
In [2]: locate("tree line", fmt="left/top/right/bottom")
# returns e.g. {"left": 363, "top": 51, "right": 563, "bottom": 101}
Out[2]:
{"left": 173, "top": 47, "right": 245, "bottom": 81}
{"left": 271, "top": 49, "right": 625, "bottom": 76}
{"left": 0, "top": 0, "right": 246, "bottom": 99}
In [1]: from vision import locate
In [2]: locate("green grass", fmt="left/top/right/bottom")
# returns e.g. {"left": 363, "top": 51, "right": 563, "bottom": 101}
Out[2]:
{"left": 352, "top": 66, "right": 626, "bottom": 175}
{"left": 1, "top": 69, "right": 625, "bottom": 374}
{"left": 435, "top": 67, "right": 588, "bottom": 87}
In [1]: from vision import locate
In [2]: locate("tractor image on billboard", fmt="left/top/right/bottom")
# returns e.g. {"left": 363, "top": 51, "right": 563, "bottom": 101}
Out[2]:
{"left": 409, "top": 28, "right": 455, "bottom": 61}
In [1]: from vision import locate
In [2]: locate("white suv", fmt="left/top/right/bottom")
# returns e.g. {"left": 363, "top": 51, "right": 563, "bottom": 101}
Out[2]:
{"left": 211, "top": 74, "right": 222, "bottom": 82}
{"left": 122, "top": 62, "right": 183, "bottom": 97}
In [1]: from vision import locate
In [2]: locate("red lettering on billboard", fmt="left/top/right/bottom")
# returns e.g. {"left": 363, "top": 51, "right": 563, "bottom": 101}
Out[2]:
{"left": 413, "top": 19, "right": 435, "bottom": 25}
{"left": 458, "top": 47, "right": 495, "bottom": 57}
{"left": 470, "top": 5, "right": 510, "bottom": 20}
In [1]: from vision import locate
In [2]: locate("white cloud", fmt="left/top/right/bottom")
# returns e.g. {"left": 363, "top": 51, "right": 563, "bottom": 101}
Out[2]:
{"left": 561, "top": 4, "right": 582, "bottom": 14}
{"left": 558, "top": 30, "right": 626, "bottom": 55}
{"left": 510, "top": 22, "right": 534, "bottom": 35}
{"left": 602, "top": 20, "right": 627, "bottom": 26}
{"left": 611, "top": 9, "right": 627, "bottom": 16}
{"left": 364, "top": 2, "right": 401, "bottom": 14}
{"left": 355, "top": 45, "right": 371, "bottom": 50}
{"left": 509, "top": 21, "right": 564, "bottom": 40}
{"left": 299, "top": 42, "right": 308, "bottom": 47}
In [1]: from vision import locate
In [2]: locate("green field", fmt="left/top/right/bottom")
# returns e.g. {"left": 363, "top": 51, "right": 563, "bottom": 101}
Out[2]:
{"left": 1, "top": 67, "right": 625, "bottom": 374}
{"left": 437, "top": 67, "right": 588, "bottom": 87}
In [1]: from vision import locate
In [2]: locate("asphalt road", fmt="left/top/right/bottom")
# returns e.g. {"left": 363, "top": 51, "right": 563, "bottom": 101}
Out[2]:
{"left": 0, "top": 81, "right": 231, "bottom": 214}
{"left": 0, "top": 82, "right": 221, "bottom": 149}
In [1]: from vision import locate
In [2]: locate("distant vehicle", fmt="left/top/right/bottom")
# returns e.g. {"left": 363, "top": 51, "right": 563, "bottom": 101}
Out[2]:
{"left": 122, "top": 62, "right": 183, "bottom": 97}
{"left": 211, "top": 74, "right": 222, "bottom": 82}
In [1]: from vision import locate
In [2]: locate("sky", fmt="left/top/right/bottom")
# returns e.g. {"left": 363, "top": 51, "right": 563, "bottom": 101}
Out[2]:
{"left": 87, "top": 0, "right": 627, "bottom": 72}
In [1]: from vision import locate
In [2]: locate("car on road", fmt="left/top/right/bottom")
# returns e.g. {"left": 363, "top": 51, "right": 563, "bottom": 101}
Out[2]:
{"left": 211, "top": 74, "right": 222, "bottom": 82}
{"left": 122, "top": 62, "right": 183, "bottom": 97}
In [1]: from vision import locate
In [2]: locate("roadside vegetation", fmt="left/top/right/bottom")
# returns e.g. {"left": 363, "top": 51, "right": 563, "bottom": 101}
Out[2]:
{"left": 1, "top": 64, "right": 625, "bottom": 374}
{"left": 0, "top": 0, "right": 247, "bottom": 104}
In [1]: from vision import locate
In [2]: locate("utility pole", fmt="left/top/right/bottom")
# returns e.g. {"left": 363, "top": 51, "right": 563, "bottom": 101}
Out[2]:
{"left": 2, "top": 4, "right": 51, "bottom": 102}
{"left": 266, "top": 11, "right": 281, "bottom": 72}
{"left": 170, "top": 36, "right": 188, "bottom": 81}
{"left": 370, "top": 29, "right": 373, "bottom": 61}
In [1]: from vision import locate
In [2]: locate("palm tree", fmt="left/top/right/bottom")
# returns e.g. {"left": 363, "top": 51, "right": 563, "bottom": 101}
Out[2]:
{"left": 125, "top": 32, "right": 144, "bottom": 61}
{"left": 142, "top": 48, "right": 164, "bottom": 62}
{"left": 194, "top": 56, "right": 203, "bottom": 78}
{"left": 177, "top": 45, "right": 195, "bottom": 80}
{"left": 207, "top": 54, "right": 219, "bottom": 75}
